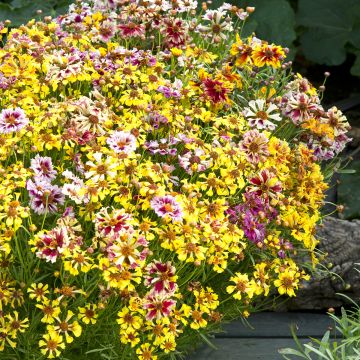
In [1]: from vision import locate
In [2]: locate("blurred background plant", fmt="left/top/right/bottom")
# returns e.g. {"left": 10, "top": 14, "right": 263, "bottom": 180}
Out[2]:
{"left": 0, "top": 0, "right": 73, "bottom": 26}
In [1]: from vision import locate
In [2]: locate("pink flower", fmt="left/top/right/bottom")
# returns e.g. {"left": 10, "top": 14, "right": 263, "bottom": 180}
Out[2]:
{"left": 283, "top": 92, "right": 320, "bottom": 124}
{"left": 30, "top": 155, "right": 57, "bottom": 182}
{"left": 239, "top": 129, "right": 269, "bottom": 163}
{"left": 106, "top": 131, "right": 137, "bottom": 155}
{"left": 0, "top": 107, "right": 29, "bottom": 134}
{"left": 150, "top": 195, "right": 183, "bottom": 222}
{"left": 145, "top": 261, "right": 177, "bottom": 294}
{"left": 143, "top": 293, "right": 176, "bottom": 321}
{"left": 27, "top": 179, "right": 64, "bottom": 215}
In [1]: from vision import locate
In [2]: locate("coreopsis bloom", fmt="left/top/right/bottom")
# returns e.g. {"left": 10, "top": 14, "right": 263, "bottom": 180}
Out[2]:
{"left": 203, "top": 78, "right": 230, "bottom": 104}
{"left": 118, "top": 22, "right": 145, "bottom": 38}
{"left": 36, "top": 299, "right": 61, "bottom": 324}
{"left": 144, "top": 261, "right": 178, "bottom": 294}
{"left": 30, "top": 228, "right": 69, "bottom": 263}
{"left": 239, "top": 129, "right": 269, "bottom": 163}
{"left": 243, "top": 99, "right": 282, "bottom": 130}
{"left": 85, "top": 153, "right": 117, "bottom": 183}
{"left": 39, "top": 332, "right": 65, "bottom": 359}
{"left": 30, "top": 155, "right": 57, "bottom": 182}
{"left": 95, "top": 207, "right": 133, "bottom": 237}
{"left": 273, "top": 269, "right": 299, "bottom": 297}
{"left": 143, "top": 293, "right": 176, "bottom": 321}
{"left": 283, "top": 92, "right": 320, "bottom": 124}
{"left": 178, "top": 149, "right": 211, "bottom": 174}
{"left": 107, "top": 131, "right": 137, "bottom": 155}
{"left": 230, "top": 34, "right": 253, "bottom": 66}
{"left": 47, "top": 310, "right": 82, "bottom": 343}
{"left": 26, "top": 179, "right": 64, "bottom": 215}
{"left": 252, "top": 43, "right": 285, "bottom": 68}
{"left": 136, "top": 343, "right": 158, "bottom": 360}
{"left": 27, "top": 283, "right": 50, "bottom": 302}
{"left": 248, "top": 169, "right": 282, "bottom": 198}
{"left": 5, "top": 311, "right": 29, "bottom": 338}
{"left": 117, "top": 307, "right": 143, "bottom": 331}
{"left": 78, "top": 303, "right": 98, "bottom": 324}
{"left": 150, "top": 195, "right": 183, "bottom": 222}
{"left": 145, "top": 137, "right": 179, "bottom": 156}
{"left": 0, "top": 108, "right": 29, "bottom": 134}
{"left": 226, "top": 273, "right": 255, "bottom": 300}
{"left": 198, "top": 9, "right": 233, "bottom": 41}
{"left": 162, "top": 19, "right": 188, "bottom": 48}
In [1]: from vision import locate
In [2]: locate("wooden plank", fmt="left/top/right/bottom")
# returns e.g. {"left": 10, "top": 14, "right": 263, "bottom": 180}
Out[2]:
{"left": 218, "top": 312, "right": 336, "bottom": 338}
{"left": 187, "top": 338, "right": 311, "bottom": 360}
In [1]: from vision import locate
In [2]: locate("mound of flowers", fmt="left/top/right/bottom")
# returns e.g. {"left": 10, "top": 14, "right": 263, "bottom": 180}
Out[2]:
{"left": 0, "top": 0, "right": 350, "bottom": 358}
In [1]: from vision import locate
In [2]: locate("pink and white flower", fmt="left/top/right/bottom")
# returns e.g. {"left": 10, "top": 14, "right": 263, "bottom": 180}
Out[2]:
{"left": 0, "top": 107, "right": 29, "bottom": 134}
{"left": 178, "top": 148, "right": 211, "bottom": 174}
{"left": 150, "top": 195, "right": 183, "bottom": 222}
{"left": 30, "top": 155, "right": 57, "bottom": 182}
{"left": 27, "top": 179, "right": 64, "bottom": 215}
{"left": 106, "top": 131, "right": 137, "bottom": 155}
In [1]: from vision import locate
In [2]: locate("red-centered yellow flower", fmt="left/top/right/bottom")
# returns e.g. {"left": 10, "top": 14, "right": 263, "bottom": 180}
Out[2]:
{"left": 226, "top": 273, "right": 255, "bottom": 300}
{"left": 5, "top": 311, "right": 29, "bottom": 339}
{"left": 36, "top": 299, "right": 61, "bottom": 324}
{"left": 47, "top": 310, "right": 82, "bottom": 343}
{"left": 117, "top": 307, "right": 143, "bottom": 331}
{"left": 0, "top": 317, "right": 17, "bottom": 350}
{"left": 39, "top": 332, "right": 65, "bottom": 359}
{"left": 136, "top": 343, "right": 158, "bottom": 360}
{"left": 273, "top": 269, "right": 299, "bottom": 297}
{"left": 252, "top": 43, "right": 285, "bottom": 68}
{"left": 78, "top": 303, "right": 98, "bottom": 325}
{"left": 190, "top": 309, "right": 207, "bottom": 330}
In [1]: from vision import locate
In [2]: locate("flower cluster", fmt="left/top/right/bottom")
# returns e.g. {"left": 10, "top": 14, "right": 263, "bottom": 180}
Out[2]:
{"left": 0, "top": 0, "right": 350, "bottom": 359}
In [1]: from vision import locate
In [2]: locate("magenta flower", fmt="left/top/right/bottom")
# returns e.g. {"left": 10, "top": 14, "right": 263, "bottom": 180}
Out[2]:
{"left": 30, "top": 155, "right": 57, "bottom": 182}
{"left": 143, "top": 293, "right": 176, "bottom": 321}
{"left": 106, "top": 131, "right": 137, "bottom": 155}
{"left": 27, "top": 179, "right": 64, "bottom": 215}
{"left": 239, "top": 129, "right": 269, "bottom": 164}
{"left": 150, "top": 195, "right": 183, "bottom": 222}
{"left": 0, "top": 107, "right": 29, "bottom": 134}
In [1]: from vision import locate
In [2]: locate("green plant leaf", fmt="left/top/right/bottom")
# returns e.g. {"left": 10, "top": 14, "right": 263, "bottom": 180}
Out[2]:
{"left": 242, "top": 0, "right": 296, "bottom": 47}
{"left": 297, "top": 0, "right": 360, "bottom": 66}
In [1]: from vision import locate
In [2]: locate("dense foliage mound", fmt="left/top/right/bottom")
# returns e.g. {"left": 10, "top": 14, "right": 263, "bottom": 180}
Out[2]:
{"left": 0, "top": 0, "right": 351, "bottom": 358}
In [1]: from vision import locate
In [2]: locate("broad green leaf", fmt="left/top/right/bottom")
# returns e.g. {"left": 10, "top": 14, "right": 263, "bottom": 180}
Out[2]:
{"left": 241, "top": 0, "right": 296, "bottom": 47}
{"left": 297, "top": 0, "right": 360, "bottom": 66}
{"left": 337, "top": 160, "right": 360, "bottom": 219}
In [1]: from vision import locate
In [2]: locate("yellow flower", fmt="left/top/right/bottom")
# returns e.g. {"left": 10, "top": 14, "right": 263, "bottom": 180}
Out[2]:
{"left": 47, "top": 310, "right": 82, "bottom": 344}
{"left": 78, "top": 303, "right": 98, "bottom": 325}
{"left": 5, "top": 311, "right": 29, "bottom": 339}
{"left": 273, "top": 269, "right": 299, "bottom": 297}
{"left": 27, "top": 283, "right": 49, "bottom": 302}
{"left": 39, "top": 332, "right": 65, "bottom": 359}
{"left": 136, "top": 343, "right": 158, "bottom": 360}
{"left": 36, "top": 299, "right": 61, "bottom": 324}
{"left": 226, "top": 273, "right": 255, "bottom": 300}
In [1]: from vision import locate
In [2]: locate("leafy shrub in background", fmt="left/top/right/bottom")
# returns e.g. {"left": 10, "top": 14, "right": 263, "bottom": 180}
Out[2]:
{"left": 0, "top": 0, "right": 73, "bottom": 26}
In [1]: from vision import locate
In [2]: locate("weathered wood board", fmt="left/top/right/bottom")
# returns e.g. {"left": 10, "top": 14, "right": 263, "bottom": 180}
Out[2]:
{"left": 188, "top": 312, "right": 337, "bottom": 360}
